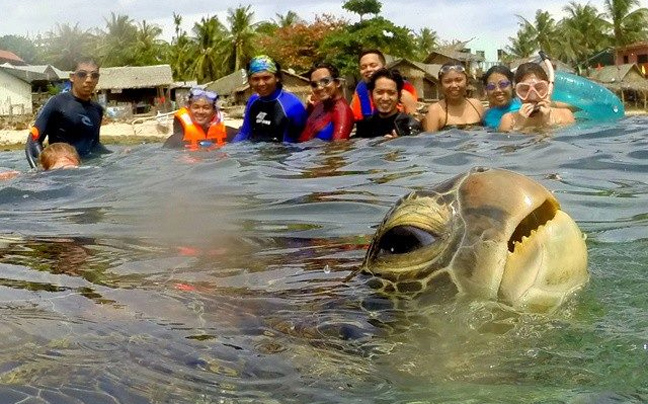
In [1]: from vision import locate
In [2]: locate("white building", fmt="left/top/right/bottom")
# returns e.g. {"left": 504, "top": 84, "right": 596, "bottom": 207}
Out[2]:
{"left": 0, "top": 66, "right": 33, "bottom": 116}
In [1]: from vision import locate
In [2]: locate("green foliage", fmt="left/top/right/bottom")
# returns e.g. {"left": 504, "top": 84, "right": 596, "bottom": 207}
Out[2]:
{"left": 508, "top": 0, "right": 648, "bottom": 66}
{"left": 0, "top": 35, "right": 43, "bottom": 64}
{"left": 414, "top": 28, "right": 439, "bottom": 61}
{"left": 97, "top": 13, "right": 139, "bottom": 67}
{"left": 42, "top": 23, "right": 96, "bottom": 70}
{"left": 321, "top": 16, "right": 415, "bottom": 78}
{"left": 342, "top": 0, "right": 382, "bottom": 20}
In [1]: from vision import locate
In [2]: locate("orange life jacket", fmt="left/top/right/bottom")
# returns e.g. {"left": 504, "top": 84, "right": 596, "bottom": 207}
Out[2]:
{"left": 175, "top": 107, "right": 227, "bottom": 150}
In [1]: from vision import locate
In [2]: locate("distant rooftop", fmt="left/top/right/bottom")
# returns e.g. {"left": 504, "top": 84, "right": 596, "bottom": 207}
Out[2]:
{"left": 0, "top": 49, "right": 26, "bottom": 65}
{"left": 95, "top": 65, "right": 174, "bottom": 91}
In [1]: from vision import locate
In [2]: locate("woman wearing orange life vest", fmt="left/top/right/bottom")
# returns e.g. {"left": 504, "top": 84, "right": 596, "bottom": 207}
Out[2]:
{"left": 163, "top": 88, "right": 232, "bottom": 150}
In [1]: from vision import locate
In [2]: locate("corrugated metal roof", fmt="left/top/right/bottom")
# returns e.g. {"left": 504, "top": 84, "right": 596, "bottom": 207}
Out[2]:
{"left": 95, "top": 64, "right": 174, "bottom": 90}
{"left": 2, "top": 64, "right": 70, "bottom": 80}
{"left": 0, "top": 65, "right": 48, "bottom": 83}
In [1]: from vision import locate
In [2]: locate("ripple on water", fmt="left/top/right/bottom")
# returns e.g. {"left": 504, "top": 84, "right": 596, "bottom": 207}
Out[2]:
{"left": 0, "top": 118, "right": 646, "bottom": 401}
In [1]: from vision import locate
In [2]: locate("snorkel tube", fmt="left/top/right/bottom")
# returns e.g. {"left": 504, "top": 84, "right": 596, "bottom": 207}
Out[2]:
{"left": 539, "top": 51, "right": 555, "bottom": 97}
{"left": 529, "top": 51, "right": 555, "bottom": 116}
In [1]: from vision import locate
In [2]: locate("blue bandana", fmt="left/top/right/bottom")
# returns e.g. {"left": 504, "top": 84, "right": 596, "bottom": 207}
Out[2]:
{"left": 248, "top": 55, "right": 278, "bottom": 75}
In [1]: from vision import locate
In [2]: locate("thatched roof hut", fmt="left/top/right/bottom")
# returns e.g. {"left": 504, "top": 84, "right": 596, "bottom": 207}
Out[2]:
{"left": 95, "top": 65, "right": 173, "bottom": 91}
{"left": 587, "top": 64, "right": 648, "bottom": 108}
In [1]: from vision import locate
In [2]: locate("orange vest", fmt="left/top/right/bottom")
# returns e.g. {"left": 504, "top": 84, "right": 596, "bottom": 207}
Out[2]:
{"left": 175, "top": 107, "right": 227, "bottom": 150}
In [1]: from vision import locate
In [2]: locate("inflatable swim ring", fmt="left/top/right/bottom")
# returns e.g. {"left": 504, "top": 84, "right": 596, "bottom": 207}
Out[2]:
{"left": 551, "top": 70, "right": 625, "bottom": 122}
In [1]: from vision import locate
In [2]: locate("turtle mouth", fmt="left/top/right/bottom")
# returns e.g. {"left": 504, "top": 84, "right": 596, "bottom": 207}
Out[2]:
{"left": 507, "top": 198, "right": 558, "bottom": 253}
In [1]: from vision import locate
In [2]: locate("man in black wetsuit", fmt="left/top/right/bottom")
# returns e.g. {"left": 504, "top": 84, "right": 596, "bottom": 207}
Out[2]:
{"left": 354, "top": 68, "right": 422, "bottom": 139}
{"left": 26, "top": 57, "right": 110, "bottom": 168}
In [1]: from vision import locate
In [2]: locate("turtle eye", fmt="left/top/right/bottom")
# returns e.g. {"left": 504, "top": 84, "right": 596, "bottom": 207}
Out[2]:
{"left": 377, "top": 225, "right": 438, "bottom": 256}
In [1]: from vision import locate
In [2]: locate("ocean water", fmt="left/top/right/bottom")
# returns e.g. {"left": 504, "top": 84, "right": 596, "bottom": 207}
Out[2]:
{"left": 0, "top": 117, "right": 646, "bottom": 403}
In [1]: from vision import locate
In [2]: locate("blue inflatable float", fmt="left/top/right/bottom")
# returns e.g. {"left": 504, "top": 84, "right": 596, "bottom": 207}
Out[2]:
{"left": 551, "top": 70, "right": 625, "bottom": 122}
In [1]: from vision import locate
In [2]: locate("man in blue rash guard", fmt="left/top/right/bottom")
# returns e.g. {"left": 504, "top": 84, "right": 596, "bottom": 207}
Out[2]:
{"left": 25, "top": 57, "right": 110, "bottom": 168}
{"left": 232, "top": 55, "right": 307, "bottom": 143}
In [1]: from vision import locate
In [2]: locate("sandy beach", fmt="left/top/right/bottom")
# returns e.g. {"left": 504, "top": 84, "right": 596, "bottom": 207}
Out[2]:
{"left": 0, "top": 115, "right": 244, "bottom": 148}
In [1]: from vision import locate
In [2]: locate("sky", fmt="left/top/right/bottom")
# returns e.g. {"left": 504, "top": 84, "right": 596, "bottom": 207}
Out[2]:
{"left": 1, "top": 0, "right": 645, "bottom": 61}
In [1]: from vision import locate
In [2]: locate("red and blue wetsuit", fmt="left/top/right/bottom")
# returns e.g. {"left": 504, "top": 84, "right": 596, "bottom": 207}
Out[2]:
{"left": 350, "top": 80, "right": 418, "bottom": 122}
{"left": 232, "top": 86, "right": 307, "bottom": 143}
{"left": 299, "top": 97, "right": 354, "bottom": 142}
{"left": 25, "top": 92, "right": 110, "bottom": 167}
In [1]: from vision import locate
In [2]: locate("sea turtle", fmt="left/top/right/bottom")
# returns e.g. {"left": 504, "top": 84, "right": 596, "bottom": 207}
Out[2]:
{"left": 361, "top": 167, "right": 589, "bottom": 312}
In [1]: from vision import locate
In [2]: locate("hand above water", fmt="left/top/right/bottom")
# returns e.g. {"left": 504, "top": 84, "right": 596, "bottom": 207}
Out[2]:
{"left": 519, "top": 100, "right": 551, "bottom": 121}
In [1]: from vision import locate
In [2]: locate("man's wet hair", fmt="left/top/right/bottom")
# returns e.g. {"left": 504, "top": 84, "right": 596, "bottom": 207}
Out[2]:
{"left": 367, "top": 68, "right": 404, "bottom": 94}
{"left": 74, "top": 57, "right": 100, "bottom": 70}
{"left": 358, "top": 49, "right": 386, "bottom": 65}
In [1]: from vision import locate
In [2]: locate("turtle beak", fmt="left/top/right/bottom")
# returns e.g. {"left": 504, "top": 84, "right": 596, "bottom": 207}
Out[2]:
{"left": 507, "top": 198, "right": 559, "bottom": 253}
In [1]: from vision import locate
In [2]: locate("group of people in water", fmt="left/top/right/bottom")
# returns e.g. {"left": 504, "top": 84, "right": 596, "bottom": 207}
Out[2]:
{"left": 22, "top": 49, "right": 578, "bottom": 168}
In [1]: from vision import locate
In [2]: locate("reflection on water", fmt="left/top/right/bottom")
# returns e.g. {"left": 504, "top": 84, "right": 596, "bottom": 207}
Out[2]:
{"left": 0, "top": 117, "right": 647, "bottom": 403}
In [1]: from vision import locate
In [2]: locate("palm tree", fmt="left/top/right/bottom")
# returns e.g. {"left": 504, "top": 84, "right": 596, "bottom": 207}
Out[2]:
{"left": 516, "top": 10, "right": 558, "bottom": 56}
{"left": 42, "top": 23, "right": 95, "bottom": 70}
{"left": 506, "top": 25, "right": 536, "bottom": 59}
{"left": 414, "top": 28, "right": 438, "bottom": 60}
{"left": 190, "top": 16, "right": 226, "bottom": 83}
{"left": 604, "top": 0, "right": 648, "bottom": 49}
{"left": 558, "top": 2, "right": 611, "bottom": 67}
{"left": 134, "top": 20, "right": 165, "bottom": 65}
{"left": 98, "top": 13, "right": 138, "bottom": 66}
{"left": 222, "top": 5, "right": 258, "bottom": 73}
{"left": 169, "top": 12, "right": 193, "bottom": 80}
{"left": 274, "top": 11, "right": 303, "bottom": 27}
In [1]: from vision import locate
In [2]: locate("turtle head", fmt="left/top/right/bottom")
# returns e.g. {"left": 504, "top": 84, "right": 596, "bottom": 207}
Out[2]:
{"left": 361, "top": 167, "right": 589, "bottom": 311}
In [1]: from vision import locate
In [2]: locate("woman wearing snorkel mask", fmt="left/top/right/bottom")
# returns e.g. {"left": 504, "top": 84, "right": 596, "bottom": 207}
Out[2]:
{"left": 423, "top": 62, "right": 484, "bottom": 132}
{"left": 163, "top": 87, "right": 233, "bottom": 150}
{"left": 499, "top": 63, "right": 575, "bottom": 132}
{"left": 299, "top": 62, "right": 354, "bottom": 142}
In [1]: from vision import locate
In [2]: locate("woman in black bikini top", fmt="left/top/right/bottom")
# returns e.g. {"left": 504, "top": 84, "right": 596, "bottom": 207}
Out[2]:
{"left": 423, "top": 62, "right": 485, "bottom": 132}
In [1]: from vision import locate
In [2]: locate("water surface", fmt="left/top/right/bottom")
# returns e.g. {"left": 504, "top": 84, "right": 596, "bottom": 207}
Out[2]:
{"left": 0, "top": 117, "right": 646, "bottom": 403}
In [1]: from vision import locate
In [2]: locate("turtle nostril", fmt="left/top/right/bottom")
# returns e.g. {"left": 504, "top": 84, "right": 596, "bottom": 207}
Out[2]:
{"left": 377, "top": 225, "right": 438, "bottom": 256}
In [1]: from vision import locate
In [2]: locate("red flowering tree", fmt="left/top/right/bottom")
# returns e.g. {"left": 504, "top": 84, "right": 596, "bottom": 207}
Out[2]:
{"left": 257, "top": 14, "right": 348, "bottom": 74}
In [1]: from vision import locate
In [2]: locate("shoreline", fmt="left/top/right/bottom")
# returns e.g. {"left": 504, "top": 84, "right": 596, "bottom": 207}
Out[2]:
{"left": 1, "top": 110, "right": 646, "bottom": 150}
{"left": 0, "top": 117, "right": 244, "bottom": 150}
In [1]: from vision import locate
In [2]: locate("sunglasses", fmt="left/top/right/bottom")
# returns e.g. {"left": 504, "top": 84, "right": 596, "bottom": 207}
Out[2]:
{"left": 438, "top": 64, "right": 466, "bottom": 78}
{"left": 485, "top": 79, "right": 511, "bottom": 91}
{"left": 189, "top": 88, "right": 219, "bottom": 102}
{"left": 515, "top": 80, "right": 549, "bottom": 100}
{"left": 75, "top": 70, "right": 100, "bottom": 80}
{"left": 309, "top": 76, "right": 335, "bottom": 89}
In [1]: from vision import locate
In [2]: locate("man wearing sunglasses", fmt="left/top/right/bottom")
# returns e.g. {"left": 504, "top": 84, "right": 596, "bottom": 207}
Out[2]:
{"left": 499, "top": 63, "right": 575, "bottom": 132}
{"left": 26, "top": 57, "right": 110, "bottom": 168}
